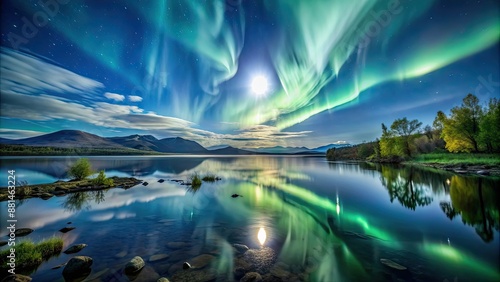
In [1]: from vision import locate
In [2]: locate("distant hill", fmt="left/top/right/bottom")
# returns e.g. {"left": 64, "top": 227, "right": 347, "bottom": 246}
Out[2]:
{"left": 107, "top": 134, "right": 160, "bottom": 151}
{"left": 210, "top": 146, "right": 258, "bottom": 155}
{"left": 0, "top": 129, "right": 341, "bottom": 155}
{"left": 310, "top": 143, "right": 350, "bottom": 153}
{"left": 156, "top": 137, "right": 208, "bottom": 153}
{"left": 250, "top": 146, "right": 310, "bottom": 154}
{"left": 2, "top": 130, "right": 125, "bottom": 148}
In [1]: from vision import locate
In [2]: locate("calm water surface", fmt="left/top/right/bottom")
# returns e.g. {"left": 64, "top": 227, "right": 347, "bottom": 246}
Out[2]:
{"left": 0, "top": 156, "right": 499, "bottom": 281}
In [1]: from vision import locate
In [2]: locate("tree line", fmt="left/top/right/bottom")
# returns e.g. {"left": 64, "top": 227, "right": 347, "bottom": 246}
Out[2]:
{"left": 327, "top": 94, "right": 500, "bottom": 161}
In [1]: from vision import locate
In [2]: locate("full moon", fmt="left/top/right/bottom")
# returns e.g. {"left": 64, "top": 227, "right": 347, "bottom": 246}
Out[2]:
{"left": 251, "top": 75, "right": 269, "bottom": 96}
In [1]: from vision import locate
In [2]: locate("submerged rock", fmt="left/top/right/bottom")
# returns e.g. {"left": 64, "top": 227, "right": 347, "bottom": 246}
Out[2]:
{"left": 125, "top": 256, "right": 145, "bottom": 274}
{"left": 380, "top": 258, "right": 407, "bottom": 270}
{"left": 167, "top": 241, "right": 190, "bottom": 249}
{"left": 158, "top": 179, "right": 165, "bottom": 183}
{"left": 62, "top": 256, "right": 93, "bottom": 279}
{"left": 240, "top": 272, "right": 262, "bottom": 282}
{"left": 64, "top": 243, "right": 87, "bottom": 254}
{"left": 59, "top": 227, "right": 75, "bottom": 233}
{"left": 190, "top": 254, "right": 215, "bottom": 269}
{"left": 149, "top": 254, "right": 169, "bottom": 262}
{"left": 14, "top": 228, "right": 33, "bottom": 237}
{"left": 231, "top": 194, "right": 242, "bottom": 198}
{"left": 171, "top": 268, "right": 216, "bottom": 282}
{"left": 142, "top": 182, "right": 149, "bottom": 186}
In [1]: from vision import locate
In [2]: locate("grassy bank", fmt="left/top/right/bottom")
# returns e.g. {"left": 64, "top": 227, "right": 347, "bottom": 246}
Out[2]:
{"left": 0, "top": 237, "right": 63, "bottom": 273}
{"left": 411, "top": 153, "right": 500, "bottom": 166}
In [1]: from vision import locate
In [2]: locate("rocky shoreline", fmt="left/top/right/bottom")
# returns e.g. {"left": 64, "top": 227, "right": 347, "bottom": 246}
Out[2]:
{"left": 409, "top": 162, "right": 500, "bottom": 177}
{"left": 0, "top": 176, "right": 142, "bottom": 202}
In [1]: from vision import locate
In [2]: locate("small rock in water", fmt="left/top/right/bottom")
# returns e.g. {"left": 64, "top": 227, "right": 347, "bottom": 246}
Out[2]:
{"left": 190, "top": 254, "right": 215, "bottom": 269}
{"left": 142, "top": 182, "right": 149, "bottom": 186}
{"left": 115, "top": 250, "right": 128, "bottom": 258}
{"left": 233, "top": 243, "right": 249, "bottom": 253}
{"left": 124, "top": 256, "right": 145, "bottom": 275}
{"left": 64, "top": 243, "right": 87, "bottom": 254}
{"left": 62, "top": 256, "right": 93, "bottom": 279}
{"left": 231, "top": 194, "right": 242, "bottom": 198}
{"left": 67, "top": 222, "right": 72, "bottom": 224}
{"left": 157, "top": 278, "right": 170, "bottom": 282}
{"left": 59, "top": 227, "right": 75, "bottom": 233}
{"left": 0, "top": 241, "right": 8, "bottom": 247}
{"left": 183, "top": 262, "right": 192, "bottom": 269}
{"left": 14, "top": 228, "right": 33, "bottom": 237}
{"left": 380, "top": 258, "right": 407, "bottom": 270}
{"left": 158, "top": 179, "right": 165, "bottom": 183}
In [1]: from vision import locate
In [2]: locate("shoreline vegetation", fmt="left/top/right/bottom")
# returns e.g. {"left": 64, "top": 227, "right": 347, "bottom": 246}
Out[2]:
{"left": 327, "top": 94, "right": 500, "bottom": 177}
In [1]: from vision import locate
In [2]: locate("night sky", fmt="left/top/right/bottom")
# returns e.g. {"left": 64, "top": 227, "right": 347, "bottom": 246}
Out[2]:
{"left": 1, "top": 0, "right": 499, "bottom": 148}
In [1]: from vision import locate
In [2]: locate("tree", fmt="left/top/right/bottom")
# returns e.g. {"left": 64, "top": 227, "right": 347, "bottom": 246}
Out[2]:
{"left": 440, "top": 94, "right": 483, "bottom": 152}
{"left": 379, "top": 123, "right": 400, "bottom": 158}
{"left": 479, "top": 98, "right": 500, "bottom": 153}
{"left": 390, "top": 117, "right": 422, "bottom": 157}
{"left": 68, "top": 158, "right": 93, "bottom": 180}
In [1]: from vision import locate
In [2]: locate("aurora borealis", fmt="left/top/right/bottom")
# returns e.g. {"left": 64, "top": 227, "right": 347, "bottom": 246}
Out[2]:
{"left": 1, "top": 0, "right": 499, "bottom": 148}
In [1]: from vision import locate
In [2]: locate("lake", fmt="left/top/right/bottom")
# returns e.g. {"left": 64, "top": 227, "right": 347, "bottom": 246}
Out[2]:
{"left": 0, "top": 156, "right": 499, "bottom": 281}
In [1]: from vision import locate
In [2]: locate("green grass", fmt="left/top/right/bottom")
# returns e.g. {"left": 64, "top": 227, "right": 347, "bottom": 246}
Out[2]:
{"left": 190, "top": 173, "right": 202, "bottom": 188}
{"left": 0, "top": 237, "right": 63, "bottom": 272}
{"left": 412, "top": 153, "right": 500, "bottom": 165}
{"left": 202, "top": 174, "right": 218, "bottom": 182}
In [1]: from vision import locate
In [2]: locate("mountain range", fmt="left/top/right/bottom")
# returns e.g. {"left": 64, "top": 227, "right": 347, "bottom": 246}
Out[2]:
{"left": 0, "top": 130, "right": 349, "bottom": 155}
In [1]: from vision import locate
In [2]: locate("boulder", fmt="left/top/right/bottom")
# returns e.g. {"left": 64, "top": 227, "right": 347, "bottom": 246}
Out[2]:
{"left": 62, "top": 256, "right": 93, "bottom": 278}
{"left": 125, "top": 256, "right": 145, "bottom": 275}
{"left": 64, "top": 243, "right": 87, "bottom": 254}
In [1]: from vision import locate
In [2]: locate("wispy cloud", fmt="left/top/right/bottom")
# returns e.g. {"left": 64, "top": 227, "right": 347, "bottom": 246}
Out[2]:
{"left": 128, "top": 95, "right": 143, "bottom": 102}
{"left": 104, "top": 92, "right": 125, "bottom": 101}
{"left": 0, "top": 129, "right": 46, "bottom": 139}
{"left": 0, "top": 47, "right": 103, "bottom": 97}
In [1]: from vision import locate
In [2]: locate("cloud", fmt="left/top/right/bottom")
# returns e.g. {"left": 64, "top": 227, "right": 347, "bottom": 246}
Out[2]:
{"left": 0, "top": 47, "right": 104, "bottom": 96}
{"left": 104, "top": 92, "right": 125, "bottom": 101}
{"left": 128, "top": 95, "right": 143, "bottom": 102}
{"left": 0, "top": 129, "right": 46, "bottom": 139}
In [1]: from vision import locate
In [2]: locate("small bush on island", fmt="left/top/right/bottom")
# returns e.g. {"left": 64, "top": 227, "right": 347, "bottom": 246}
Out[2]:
{"left": 0, "top": 237, "right": 63, "bottom": 273}
{"left": 92, "top": 170, "right": 114, "bottom": 186}
{"left": 68, "top": 158, "right": 93, "bottom": 180}
{"left": 190, "top": 173, "right": 202, "bottom": 188}
{"left": 202, "top": 174, "right": 221, "bottom": 182}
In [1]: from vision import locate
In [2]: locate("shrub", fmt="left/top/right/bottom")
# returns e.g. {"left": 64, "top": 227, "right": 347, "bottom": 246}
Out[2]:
{"left": 202, "top": 174, "right": 218, "bottom": 182}
{"left": 68, "top": 158, "right": 93, "bottom": 180}
{"left": 92, "top": 170, "right": 114, "bottom": 186}
{"left": 190, "top": 173, "right": 202, "bottom": 188}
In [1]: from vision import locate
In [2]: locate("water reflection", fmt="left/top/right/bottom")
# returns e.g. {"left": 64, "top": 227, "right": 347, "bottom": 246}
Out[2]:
{"left": 379, "top": 165, "right": 434, "bottom": 210}
{"left": 372, "top": 164, "right": 500, "bottom": 243}
{"left": 62, "top": 190, "right": 106, "bottom": 212}
{"left": 1, "top": 157, "right": 499, "bottom": 281}
{"left": 447, "top": 176, "right": 499, "bottom": 242}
